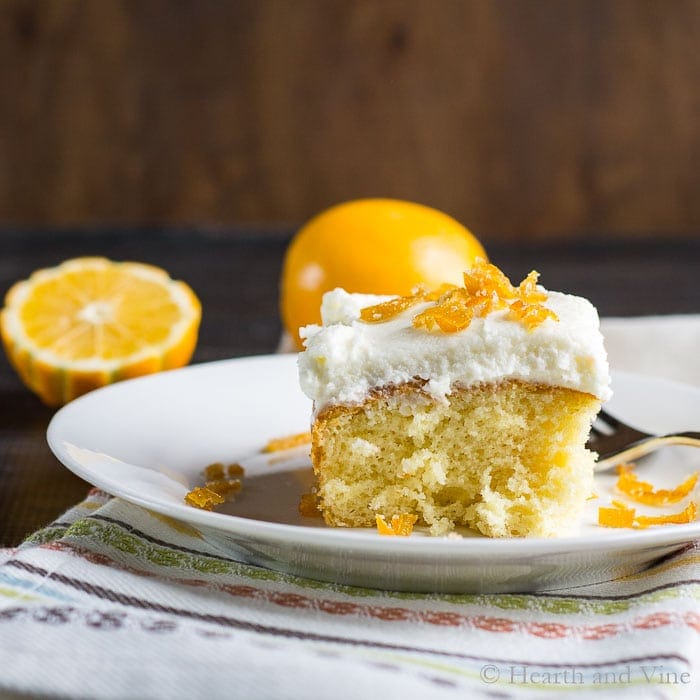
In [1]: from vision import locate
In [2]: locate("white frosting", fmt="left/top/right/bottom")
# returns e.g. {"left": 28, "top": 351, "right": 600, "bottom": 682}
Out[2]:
{"left": 299, "top": 287, "right": 612, "bottom": 412}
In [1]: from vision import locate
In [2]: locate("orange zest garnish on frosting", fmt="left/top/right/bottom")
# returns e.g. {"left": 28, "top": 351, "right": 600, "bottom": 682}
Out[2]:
{"left": 616, "top": 464, "right": 699, "bottom": 505}
{"left": 359, "top": 259, "right": 558, "bottom": 334}
{"left": 376, "top": 513, "right": 418, "bottom": 536}
{"left": 262, "top": 432, "right": 312, "bottom": 452}
{"left": 359, "top": 283, "right": 459, "bottom": 324}
{"left": 360, "top": 294, "right": 424, "bottom": 323}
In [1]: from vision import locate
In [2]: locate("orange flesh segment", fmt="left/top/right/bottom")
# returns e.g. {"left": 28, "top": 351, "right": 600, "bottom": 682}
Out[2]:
{"left": 19, "top": 266, "right": 182, "bottom": 360}
{"left": 375, "top": 513, "right": 418, "bottom": 536}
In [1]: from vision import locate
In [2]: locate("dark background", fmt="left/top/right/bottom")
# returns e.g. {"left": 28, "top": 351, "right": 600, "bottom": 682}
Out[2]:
{"left": 2, "top": 0, "right": 700, "bottom": 240}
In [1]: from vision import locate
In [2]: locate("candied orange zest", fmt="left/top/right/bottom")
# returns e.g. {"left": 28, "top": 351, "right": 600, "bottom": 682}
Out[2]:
{"left": 360, "top": 259, "right": 558, "bottom": 335}
{"left": 598, "top": 494, "right": 697, "bottom": 529}
{"left": 517, "top": 270, "right": 548, "bottom": 303}
{"left": 463, "top": 259, "right": 516, "bottom": 300}
{"left": 375, "top": 513, "right": 418, "bottom": 536}
{"left": 205, "top": 478, "right": 242, "bottom": 499}
{"left": 616, "top": 464, "right": 699, "bottom": 505}
{"left": 203, "top": 462, "right": 225, "bottom": 481}
{"left": 184, "top": 486, "right": 226, "bottom": 511}
{"left": 634, "top": 501, "right": 697, "bottom": 529}
{"left": 298, "top": 492, "right": 321, "bottom": 517}
{"left": 423, "top": 283, "right": 459, "bottom": 301}
{"left": 262, "top": 432, "right": 312, "bottom": 452}
{"left": 413, "top": 290, "right": 474, "bottom": 333}
{"left": 598, "top": 503, "right": 636, "bottom": 528}
{"left": 507, "top": 299, "right": 558, "bottom": 331}
{"left": 359, "top": 294, "right": 425, "bottom": 323}
{"left": 227, "top": 463, "right": 245, "bottom": 477}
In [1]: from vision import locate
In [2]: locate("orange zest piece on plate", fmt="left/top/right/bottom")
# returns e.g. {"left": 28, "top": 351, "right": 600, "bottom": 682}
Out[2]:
{"left": 184, "top": 479, "right": 242, "bottom": 510}
{"left": 375, "top": 513, "right": 418, "bottom": 536}
{"left": 598, "top": 502, "right": 636, "bottom": 528}
{"left": 184, "top": 487, "right": 226, "bottom": 511}
{"left": 298, "top": 492, "right": 322, "bottom": 517}
{"left": 0, "top": 257, "right": 201, "bottom": 406}
{"left": 185, "top": 463, "right": 245, "bottom": 511}
{"left": 203, "top": 463, "right": 226, "bottom": 481}
{"left": 205, "top": 479, "right": 242, "bottom": 498}
{"left": 227, "top": 463, "right": 245, "bottom": 477}
{"left": 616, "top": 463, "right": 699, "bottom": 505}
{"left": 634, "top": 501, "right": 697, "bottom": 529}
{"left": 598, "top": 489, "right": 698, "bottom": 529}
{"left": 262, "top": 432, "right": 312, "bottom": 452}
{"left": 359, "top": 259, "right": 558, "bottom": 334}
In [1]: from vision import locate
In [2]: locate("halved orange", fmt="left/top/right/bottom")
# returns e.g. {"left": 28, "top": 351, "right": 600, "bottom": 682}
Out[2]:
{"left": 1, "top": 257, "right": 201, "bottom": 406}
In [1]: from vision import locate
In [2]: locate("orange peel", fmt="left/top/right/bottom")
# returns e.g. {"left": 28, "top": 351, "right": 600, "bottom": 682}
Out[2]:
{"left": 616, "top": 464, "right": 698, "bottom": 505}
{"left": 184, "top": 487, "right": 226, "bottom": 511}
{"left": 598, "top": 503, "right": 635, "bottom": 528}
{"left": 598, "top": 490, "right": 697, "bottom": 530}
{"left": 359, "top": 259, "right": 558, "bottom": 334}
{"left": 634, "top": 502, "right": 697, "bottom": 529}
{"left": 298, "top": 492, "right": 321, "bottom": 518}
{"left": 262, "top": 432, "right": 312, "bottom": 453}
{"left": 375, "top": 513, "right": 418, "bottom": 536}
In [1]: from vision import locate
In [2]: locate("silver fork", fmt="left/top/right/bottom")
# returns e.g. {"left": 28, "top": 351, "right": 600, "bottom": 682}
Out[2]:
{"left": 588, "top": 409, "right": 700, "bottom": 471}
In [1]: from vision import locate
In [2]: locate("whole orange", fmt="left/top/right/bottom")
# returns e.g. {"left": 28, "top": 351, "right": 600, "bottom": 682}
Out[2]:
{"left": 280, "top": 198, "right": 487, "bottom": 348}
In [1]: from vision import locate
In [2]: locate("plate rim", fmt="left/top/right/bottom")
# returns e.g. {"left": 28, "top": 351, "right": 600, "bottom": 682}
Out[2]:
{"left": 47, "top": 354, "right": 700, "bottom": 557}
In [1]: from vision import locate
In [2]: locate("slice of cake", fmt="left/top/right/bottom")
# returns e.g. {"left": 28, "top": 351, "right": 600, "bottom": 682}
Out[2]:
{"left": 298, "top": 260, "right": 611, "bottom": 538}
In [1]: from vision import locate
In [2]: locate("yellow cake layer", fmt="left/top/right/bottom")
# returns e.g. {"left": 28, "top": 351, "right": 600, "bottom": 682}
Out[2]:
{"left": 311, "top": 380, "right": 600, "bottom": 537}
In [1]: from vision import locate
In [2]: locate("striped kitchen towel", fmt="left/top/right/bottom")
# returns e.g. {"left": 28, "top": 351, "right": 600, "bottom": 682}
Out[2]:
{"left": 1, "top": 488, "right": 699, "bottom": 699}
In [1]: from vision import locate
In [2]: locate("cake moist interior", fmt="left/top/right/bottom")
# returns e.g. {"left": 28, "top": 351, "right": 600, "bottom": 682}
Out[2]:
{"left": 311, "top": 380, "right": 600, "bottom": 537}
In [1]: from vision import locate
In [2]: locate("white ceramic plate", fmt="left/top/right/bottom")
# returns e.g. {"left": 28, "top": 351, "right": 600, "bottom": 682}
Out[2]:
{"left": 47, "top": 355, "right": 700, "bottom": 593}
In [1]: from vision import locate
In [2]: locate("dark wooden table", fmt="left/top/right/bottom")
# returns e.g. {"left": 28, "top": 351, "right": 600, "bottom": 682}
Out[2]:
{"left": 1, "top": 230, "right": 699, "bottom": 546}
